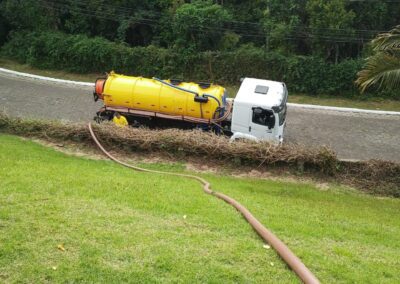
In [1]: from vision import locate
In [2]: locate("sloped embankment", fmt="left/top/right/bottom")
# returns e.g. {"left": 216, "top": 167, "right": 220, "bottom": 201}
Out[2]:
{"left": 0, "top": 113, "right": 398, "bottom": 197}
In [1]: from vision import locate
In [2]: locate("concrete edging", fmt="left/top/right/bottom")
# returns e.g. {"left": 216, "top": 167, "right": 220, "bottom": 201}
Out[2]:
{"left": 287, "top": 102, "right": 400, "bottom": 116}
{"left": 1, "top": 67, "right": 400, "bottom": 116}
{"left": 0, "top": 67, "right": 94, "bottom": 87}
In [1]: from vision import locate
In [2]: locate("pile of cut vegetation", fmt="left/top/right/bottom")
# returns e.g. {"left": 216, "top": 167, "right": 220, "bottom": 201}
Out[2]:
{"left": 0, "top": 113, "right": 336, "bottom": 171}
{"left": 0, "top": 113, "right": 398, "bottom": 197}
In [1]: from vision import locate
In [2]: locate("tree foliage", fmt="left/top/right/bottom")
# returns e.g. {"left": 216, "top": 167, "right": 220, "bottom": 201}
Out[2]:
{"left": 1, "top": 0, "right": 399, "bottom": 56}
{"left": 306, "top": 0, "right": 355, "bottom": 63}
{"left": 1, "top": 0, "right": 400, "bottom": 96}
{"left": 356, "top": 26, "right": 400, "bottom": 93}
{"left": 262, "top": 0, "right": 307, "bottom": 53}
{"left": 172, "top": 1, "right": 232, "bottom": 51}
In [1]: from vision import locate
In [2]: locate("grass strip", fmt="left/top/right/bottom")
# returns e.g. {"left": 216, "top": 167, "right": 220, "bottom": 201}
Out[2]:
{"left": 1, "top": 134, "right": 399, "bottom": 283}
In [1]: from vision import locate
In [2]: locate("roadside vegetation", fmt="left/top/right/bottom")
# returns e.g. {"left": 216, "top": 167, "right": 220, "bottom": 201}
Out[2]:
{"left": 1, "top": 134, "right": 400, "bottom": 283}
{"left": 356, "top": 25, "right": 400, "bottom": 93}
{"left": 0, "top": 1, "right": 400, "bottom": 99}
{"left": 1, "top": 114, "right": 399, "bottom": 197}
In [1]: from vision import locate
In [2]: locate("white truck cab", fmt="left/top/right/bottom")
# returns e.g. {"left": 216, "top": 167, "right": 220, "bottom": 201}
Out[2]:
{"left": 231, "top": 78, "right": 288, "bottom": 143}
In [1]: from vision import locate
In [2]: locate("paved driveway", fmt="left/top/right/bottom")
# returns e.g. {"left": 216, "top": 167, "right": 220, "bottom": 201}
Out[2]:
{"left": 286, "top": 108, "right": 400, "bottom": 161}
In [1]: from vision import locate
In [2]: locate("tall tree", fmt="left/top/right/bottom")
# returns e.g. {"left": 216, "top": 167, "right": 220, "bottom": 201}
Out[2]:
{"left": 0, "top": 0, "right": 58, "bottom": 30}
{"left": 261, "top": 0, "right": 308, "bottom": 54}
{"left": 0, "top": 2, "right": 10, "bottom": 46}
{"left": 172, "top": 0, "right": 232, "bottom": 51}
{"left": 306, "top": 0, "right": 355, "bottom": 63}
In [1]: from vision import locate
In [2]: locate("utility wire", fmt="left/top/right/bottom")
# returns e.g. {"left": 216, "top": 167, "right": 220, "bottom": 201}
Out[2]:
{"left": 38, "top": 0, "right": 378, "bottom": 43}
{"left": 41, "top": 0, "right": 380, "bottom": 39}
{"left": 47, "top": 0, "right": 389, "bottom": 34}
{"left": 46, "top": 0, "right": 396, "bottom": 33}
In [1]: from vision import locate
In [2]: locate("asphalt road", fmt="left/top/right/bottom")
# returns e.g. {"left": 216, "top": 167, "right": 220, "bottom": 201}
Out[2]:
{"left": 1, "top": 72, "right": 399, "bottom": 162}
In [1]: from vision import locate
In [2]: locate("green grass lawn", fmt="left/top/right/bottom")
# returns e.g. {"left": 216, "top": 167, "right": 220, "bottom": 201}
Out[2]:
{"left": 0, "top": 134, "right": 399, "bottom": 283}
{"left": 1, "top": 57, "right": 400, "bottom": 112}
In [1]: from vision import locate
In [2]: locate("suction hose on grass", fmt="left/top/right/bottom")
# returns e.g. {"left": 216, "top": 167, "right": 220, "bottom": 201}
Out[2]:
{"left": 88, "top": 123, "right": 320, "bottom": 284}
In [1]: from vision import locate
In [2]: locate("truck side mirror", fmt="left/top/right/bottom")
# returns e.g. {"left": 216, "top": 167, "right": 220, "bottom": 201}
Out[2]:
{"left": 267, "top": 114, "right": 275, "bottom": 129}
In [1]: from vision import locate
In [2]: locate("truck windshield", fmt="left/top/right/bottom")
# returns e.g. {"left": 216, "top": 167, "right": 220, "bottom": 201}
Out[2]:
{"left": 277, "top": 105, "right": 287, "bottom": 126}
{"left": 273, "top": 86, "right": 288, "bottom": 126}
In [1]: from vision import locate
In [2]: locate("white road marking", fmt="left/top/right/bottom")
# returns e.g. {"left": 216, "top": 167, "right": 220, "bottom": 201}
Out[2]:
{"left": 0, "top": 67, "right": 94, "bottom": 87}
{"left": 287, "top": 103, "right": 400, "bottom": 116}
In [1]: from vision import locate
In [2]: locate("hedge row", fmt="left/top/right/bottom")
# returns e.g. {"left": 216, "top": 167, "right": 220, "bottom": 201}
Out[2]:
{"left": 0, "top": 30, "right": 377, "bottom": 96}
{"left": 1, "top": 31, "right": 174, "bottom": 77}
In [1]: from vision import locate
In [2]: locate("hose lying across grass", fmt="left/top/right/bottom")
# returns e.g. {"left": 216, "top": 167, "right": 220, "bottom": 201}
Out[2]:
{"left": 88, "top": 122, "right": 320, "bottom": 284}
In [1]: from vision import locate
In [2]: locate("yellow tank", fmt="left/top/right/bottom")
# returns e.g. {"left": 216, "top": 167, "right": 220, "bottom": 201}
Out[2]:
{"left": 95, "top": 72, "right": 227, "bottom": 120}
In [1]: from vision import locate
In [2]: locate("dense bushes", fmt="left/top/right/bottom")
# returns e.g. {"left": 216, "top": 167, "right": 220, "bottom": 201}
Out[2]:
{"left": 285, "top": 56, "right": 363, "bottom": 95}
{"left": 0, "top": 15, "right": 9, "bottom": 47}
{"left": 1, "top": 31, "right": 178, "bottom": 77}
{"left": 2, "top": 30, "right": 366, "bottom": 95}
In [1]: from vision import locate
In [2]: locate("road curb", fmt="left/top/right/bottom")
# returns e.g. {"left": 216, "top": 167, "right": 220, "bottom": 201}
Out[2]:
{"left": 0, "top": 67, "right": 94, "bottom": 87}
{"left": 1, "top": 67, "right": 400, "bottom": 116}
{"left": 287, "top": 103, "right": 400, "bottom": 116}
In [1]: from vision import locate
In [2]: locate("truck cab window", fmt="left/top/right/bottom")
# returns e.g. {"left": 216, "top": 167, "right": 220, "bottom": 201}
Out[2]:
{"left": 252, "top": 107, "right": 275, "bottom": 129}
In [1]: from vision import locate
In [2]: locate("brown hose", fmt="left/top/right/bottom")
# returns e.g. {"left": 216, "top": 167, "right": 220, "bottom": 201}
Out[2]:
{"left": 88, "top": 123, "right": 320, "bottom": 284}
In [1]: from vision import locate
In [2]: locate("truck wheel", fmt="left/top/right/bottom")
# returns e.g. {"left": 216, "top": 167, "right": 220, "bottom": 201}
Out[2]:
{"left": 94, "top": 116, "right": 102, "bottom": 124}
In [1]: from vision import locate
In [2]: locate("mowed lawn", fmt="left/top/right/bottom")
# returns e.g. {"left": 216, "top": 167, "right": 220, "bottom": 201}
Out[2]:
{"left": 0, "top": 135, "right": 399, "bottom": 283}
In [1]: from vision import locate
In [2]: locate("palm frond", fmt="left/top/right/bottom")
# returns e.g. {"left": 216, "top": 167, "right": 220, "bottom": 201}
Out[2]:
{"left": 355, "top": 51, "right": 400, "bottom": 93}
{"left": 372, "top": 25, "right": 400, "bottom": 51}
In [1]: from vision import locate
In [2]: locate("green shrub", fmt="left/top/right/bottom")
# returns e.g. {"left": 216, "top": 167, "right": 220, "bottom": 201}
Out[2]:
{"left": 0, "top": 15, "right": 9, "bottom": 47}
{"left": 1, "top": 31, "right": 34, "bottom": 61}
{"left": 202, "top": 45, "right": 288, "bottom": 83}
{"left": 1, "top": 30, "right": 370, "bottom": 96}
{"left": 1, "top": 30, "right": 174, "bottom": 77}
{"left": 283, "top": 56, "right": 363, "bottom": 95}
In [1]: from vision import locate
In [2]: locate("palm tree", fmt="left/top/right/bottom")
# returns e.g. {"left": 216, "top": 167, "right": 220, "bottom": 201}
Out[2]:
{"left": 356, "top": 25, "right": 400, "bottom": 93}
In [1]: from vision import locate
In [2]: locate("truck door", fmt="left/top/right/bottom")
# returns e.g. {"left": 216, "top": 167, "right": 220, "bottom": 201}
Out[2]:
{"left": 249, "top": 107, "right": 275, "bottom": 139}
{"left": 232, "top": 104, "right": 250, "bottom": 134}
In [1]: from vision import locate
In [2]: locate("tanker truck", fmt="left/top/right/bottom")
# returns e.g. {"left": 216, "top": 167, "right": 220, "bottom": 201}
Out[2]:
{"left": 93, "top": 72, "right": 288, "bottom": 142}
